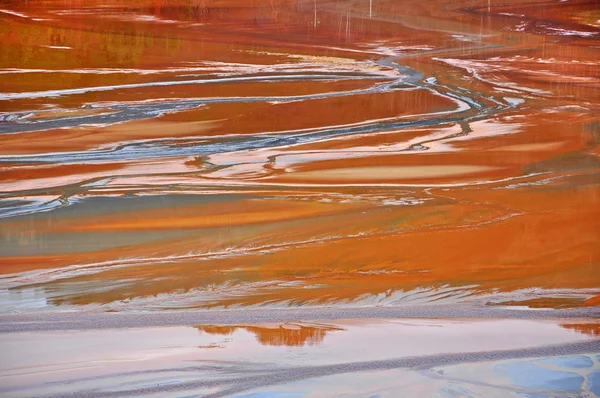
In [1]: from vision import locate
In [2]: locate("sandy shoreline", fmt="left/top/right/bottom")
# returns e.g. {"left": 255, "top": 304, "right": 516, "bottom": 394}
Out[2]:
{"left": 2, "top": 304, "right": 599, "bottom": 333}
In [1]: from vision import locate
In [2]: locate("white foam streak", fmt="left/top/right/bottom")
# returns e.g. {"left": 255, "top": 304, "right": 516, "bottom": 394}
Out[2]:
{"left": 0, "top": 9, "right": 29, "bottom": 18}
{"left": 0, "top": 233, "right": 371, "bottom": 290}
{"left": 0, "top": 60, "right": 398, "bottom": 77}
{"left": 0, "top": 74, "right": 379, "bottom": 100}
{"left": 434, "top": 58, "right": 551, "bottom": 95}
{"left": 543, "top": 26, "right": 598, "bottom": 37}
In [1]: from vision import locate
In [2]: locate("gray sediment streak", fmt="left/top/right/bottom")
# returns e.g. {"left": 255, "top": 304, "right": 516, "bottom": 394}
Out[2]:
{"left": 205, "top": 341, "right": 600, "bottom": 398}
{"left": 0, "top": 81, "right": 394, "bottom": 135}
{"left": 1, "top": 305, "right": 599, "bottom": 333}
{"left": 35, "top": 340, "right": 600, "bottom": 398}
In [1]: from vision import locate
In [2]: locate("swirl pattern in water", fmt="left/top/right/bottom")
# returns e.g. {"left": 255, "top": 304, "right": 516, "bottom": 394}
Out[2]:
{"left": 0, "top": 0, "right": 599, "bottom": 313}
{"left": 1, "top": 1, "right": 600, "bottom": 397}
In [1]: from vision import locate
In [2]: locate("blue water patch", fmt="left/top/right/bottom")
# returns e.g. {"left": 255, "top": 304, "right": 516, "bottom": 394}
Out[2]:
{"left": 588, "top": 370, "right": 600, "bottom": 396}
{"left": 537, "top": 355, "right": 594, "bottom": 369}
{"left": 496, "top": 361, "right": 583, "bottom": 392}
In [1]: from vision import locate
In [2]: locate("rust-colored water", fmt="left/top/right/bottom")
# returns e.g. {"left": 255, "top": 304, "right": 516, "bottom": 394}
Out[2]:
{"left": 0, "top": 0, "right": 599, "bottom": 314}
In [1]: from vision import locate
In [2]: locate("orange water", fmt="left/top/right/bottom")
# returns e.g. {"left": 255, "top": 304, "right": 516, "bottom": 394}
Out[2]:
{"left": 0, "top": 0, "right": 599, "bottom": 312}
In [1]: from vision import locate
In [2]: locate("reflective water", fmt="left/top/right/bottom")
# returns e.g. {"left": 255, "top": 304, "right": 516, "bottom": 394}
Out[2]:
{"left": 1, "top": 0, "right": 599, "bottom": 312}
{"left": 1, "top": 319, "right": 599, "bottom": 397}
{"left": 0, "top": 2, "right": 599, "bottom": 395}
